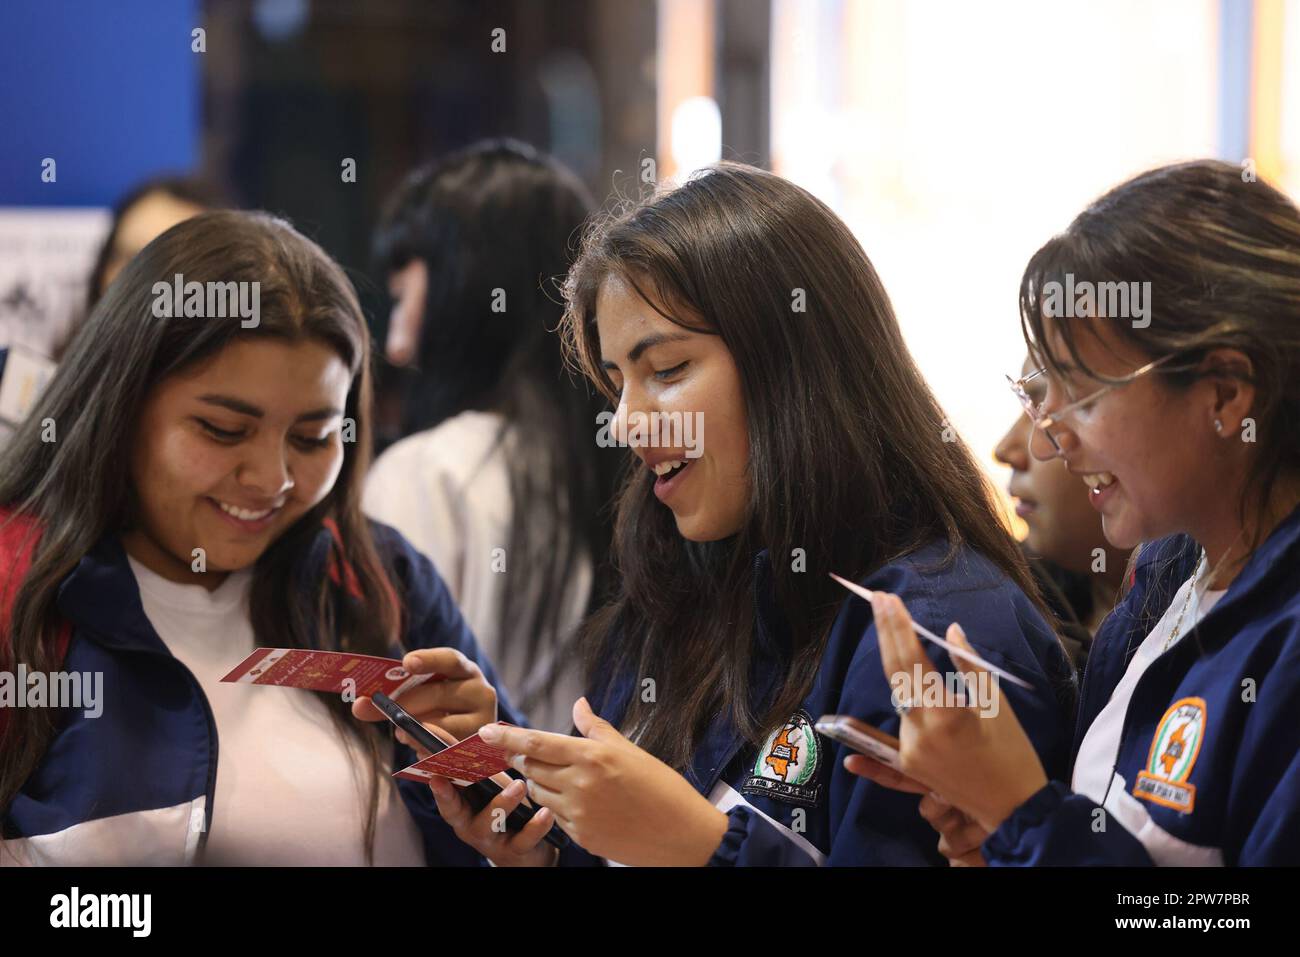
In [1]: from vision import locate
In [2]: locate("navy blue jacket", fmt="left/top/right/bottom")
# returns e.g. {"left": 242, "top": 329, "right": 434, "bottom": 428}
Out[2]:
{"left": 582, "top": 540, "right": 1075, "bottom": 866}
{"left": 1, "top": 515, "right": 522, "bottom": 866}
{"left": 984, "top": 505, "right": 1300, "bottom": 866}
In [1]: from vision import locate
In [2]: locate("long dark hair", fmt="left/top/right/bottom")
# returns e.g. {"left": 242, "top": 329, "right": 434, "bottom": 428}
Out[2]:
{"left": 1, "top": 210, "right": 402, "bottom": 861}
{"left": 561, "top": 163, "right": 1051, "bottom": 769}
{"left": 1019, "top": 160, "right": 1300, "bottom": 558}
{"left": 373, "top": 139, "right": 618, "bottom": 714}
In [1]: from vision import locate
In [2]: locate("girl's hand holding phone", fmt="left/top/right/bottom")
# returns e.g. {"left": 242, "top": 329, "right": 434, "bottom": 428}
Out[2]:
{"left": 867, "top": 591, "right": 1048, "bottom": 832}
{"left": 474, "top": 696, "right": 730, "bottom": 866}
{"left": 351, "top": 647, "right": 497, "bottom": 743}
{"left": 426, "top": 753, "right": 562, "bottom": 867}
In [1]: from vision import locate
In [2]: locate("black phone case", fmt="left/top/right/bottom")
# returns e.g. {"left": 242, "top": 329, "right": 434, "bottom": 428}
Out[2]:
{"left": 371, "top": 693, "right": 570, "bottom": 849}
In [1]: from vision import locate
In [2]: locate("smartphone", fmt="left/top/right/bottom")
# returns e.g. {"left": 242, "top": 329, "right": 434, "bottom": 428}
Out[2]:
{"left": 815, "top": 714, "right": 903, "bottom": 770}
{"left": 371, "top": 692, "right": 569, "bottom": 849}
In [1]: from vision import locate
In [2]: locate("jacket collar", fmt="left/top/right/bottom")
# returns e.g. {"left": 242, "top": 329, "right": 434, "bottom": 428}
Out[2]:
{"left": 682, "top": 548, "right": 791, "bottom": 793}
{"left": 1077, "top": 501, "right": 1300, "bottom": 747}
{"left": 1171, "top": 500, "right": 1300, "bottom": 638}
{"left": 56, "top": 533, "right": 159, "bottom": 653}
{"left": 1217, "top": 501, "right": 1300, "bottom": 600}
{"left": 56, "top": 523, "right": 336, "bottom": 654}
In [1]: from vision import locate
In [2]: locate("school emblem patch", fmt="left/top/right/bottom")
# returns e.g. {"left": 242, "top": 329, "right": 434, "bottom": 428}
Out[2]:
{"left": 1134, "top": 697, "right": 1206, "bottom": 813}
{"left": 742, "top": 710, "right": 823, "bottom": 806}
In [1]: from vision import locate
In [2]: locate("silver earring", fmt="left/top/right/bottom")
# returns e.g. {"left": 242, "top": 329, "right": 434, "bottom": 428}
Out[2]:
{"left": 1214, "top": 419, "right": 1223, "bottom": 433}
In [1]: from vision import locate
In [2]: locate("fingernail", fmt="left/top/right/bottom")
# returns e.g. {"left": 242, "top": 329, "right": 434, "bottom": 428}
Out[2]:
{"left": 479, "top": 724, "right": 501, "bottom": 742}
{"left": 510, "top": 753, "right": 526, "bottom": 772}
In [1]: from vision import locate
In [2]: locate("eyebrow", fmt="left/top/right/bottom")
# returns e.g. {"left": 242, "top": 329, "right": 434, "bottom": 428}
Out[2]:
{"left": 197, "top": 394, "right": 343, "bottom": 423}
{"left": 600, "top": 331, "right": 693, "bottom": 370}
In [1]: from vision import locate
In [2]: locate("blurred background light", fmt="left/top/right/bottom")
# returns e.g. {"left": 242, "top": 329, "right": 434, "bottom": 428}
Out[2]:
{"left": 670, "top": 95, "right": 723, "bottom": 177}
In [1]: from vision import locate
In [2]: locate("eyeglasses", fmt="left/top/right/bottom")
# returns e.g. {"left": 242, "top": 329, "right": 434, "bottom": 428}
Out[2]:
{"left": 1006, "top": 354, "right": 1179, "bottom": 455}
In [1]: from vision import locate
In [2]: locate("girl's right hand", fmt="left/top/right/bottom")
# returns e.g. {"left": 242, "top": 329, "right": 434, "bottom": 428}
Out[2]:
{"left": 868, "top": 592, "right": 1050, "bottom": 831}
{"left": 918, "top": 792, "right": 988, "bottom": 866}
{"left": 428, "top": 772, "right": 560, "bottom": 867}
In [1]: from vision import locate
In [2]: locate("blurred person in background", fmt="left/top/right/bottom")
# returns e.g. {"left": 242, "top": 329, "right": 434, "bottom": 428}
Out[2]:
{"left": 995, "top": 354, "right": 1130, "bottom": 669}
{"left": 364, "top": 140, "right": 618, "bottom": 732}
{"left": 0, "top": 176, "right": 225, "bottom": 451}
{"left": 64, "top": 174, "right": 227, "bottom": 360}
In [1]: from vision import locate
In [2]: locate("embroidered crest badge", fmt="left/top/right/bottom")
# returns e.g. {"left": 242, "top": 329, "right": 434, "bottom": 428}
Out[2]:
{"left": 1134, "top": 697, "right": 1206, "bottom": 813}
{"left": 742, "top": 709, "right": 823, "bottom": 806}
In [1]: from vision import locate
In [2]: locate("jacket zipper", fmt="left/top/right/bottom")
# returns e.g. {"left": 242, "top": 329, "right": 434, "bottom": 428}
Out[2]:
{"left": 84, "top": 631, "right": 220, "bottom": 862}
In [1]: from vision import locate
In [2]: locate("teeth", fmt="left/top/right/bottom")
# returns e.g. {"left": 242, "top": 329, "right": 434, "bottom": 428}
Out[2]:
{"left": 652, "top": 459, "right": 686, "bottom": 476}
{"left": 217, "top": 500, "right": 275, "bottom": 521}
{"left": 1081, "top": 472, "right": 1116, "bottom": 492}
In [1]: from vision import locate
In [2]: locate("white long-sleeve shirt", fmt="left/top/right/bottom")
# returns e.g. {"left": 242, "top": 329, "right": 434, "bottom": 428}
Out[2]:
{"left": 363, "top": 411, "right": 590, "bottom": 732}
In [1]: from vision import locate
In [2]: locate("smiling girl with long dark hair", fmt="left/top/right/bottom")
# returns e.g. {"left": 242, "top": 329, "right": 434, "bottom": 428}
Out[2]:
{"left": 420, "top": 163, "right": 1076, "bottom": 866}
{"left": 0, "top": 210, "right": 518, "bottom": 865}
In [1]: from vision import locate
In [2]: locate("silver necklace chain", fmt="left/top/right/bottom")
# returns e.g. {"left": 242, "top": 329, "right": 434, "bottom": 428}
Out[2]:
{"left": 1163, "top": 550, "right": 1207, "bottom": 652}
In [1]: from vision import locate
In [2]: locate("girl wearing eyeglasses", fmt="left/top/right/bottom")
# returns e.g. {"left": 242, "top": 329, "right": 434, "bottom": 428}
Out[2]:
{"left": 852, "top": 160, "right": 1300, "bottom": 865}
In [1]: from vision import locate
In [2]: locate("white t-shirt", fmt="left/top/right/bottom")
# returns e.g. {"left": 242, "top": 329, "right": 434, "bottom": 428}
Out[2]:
{"left": 1070, "top": 557, "right": 1227, "bottom": 865}
{"left": 363, "top": 410, "right": 590, "bottom": 733}
{"left": 127, "top": 555, "right": 427, "bottom": 866}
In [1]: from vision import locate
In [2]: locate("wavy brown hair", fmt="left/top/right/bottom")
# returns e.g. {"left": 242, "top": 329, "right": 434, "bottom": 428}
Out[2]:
{"left": 1, "top": 211, "right": 406, "bottom": 862}
{"left": 560, "top": 163, "right": 1053, "bottom": 769}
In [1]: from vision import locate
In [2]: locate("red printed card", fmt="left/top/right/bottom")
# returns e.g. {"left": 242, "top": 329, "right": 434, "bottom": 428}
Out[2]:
{"left": 220, "top": 648, "right": 439, "bottom": 699}
{"left": 393, "top": 725, "right": 513, "bottom": 786}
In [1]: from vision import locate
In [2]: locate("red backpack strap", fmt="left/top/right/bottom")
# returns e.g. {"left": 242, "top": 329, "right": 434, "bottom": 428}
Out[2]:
{"left": 0, "top": 508, "right": 73, "bottom": 739}
{"left": 322, "top": 516, "right": 400, "bottom": 619}
{"left": 323, "top": 516, "right": 362, "bottom": 599}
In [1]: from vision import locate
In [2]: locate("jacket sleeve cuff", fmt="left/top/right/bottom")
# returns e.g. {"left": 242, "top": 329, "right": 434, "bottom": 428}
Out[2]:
{"left": 707, "top": 805, "right": 755, "bottom": 867}
{"left": 982, "top": 781, "right": 1070, "bottom": 864}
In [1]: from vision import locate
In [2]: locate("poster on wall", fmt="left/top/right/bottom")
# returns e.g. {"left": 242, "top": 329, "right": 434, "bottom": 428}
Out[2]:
{"left": 0, "top": 207, "right": 110, "bottom": 440}
{"left": 0, "top": 207, "right": 110, "bottom": 354}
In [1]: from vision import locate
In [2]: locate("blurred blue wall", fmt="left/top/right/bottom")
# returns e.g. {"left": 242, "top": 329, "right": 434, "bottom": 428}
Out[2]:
{"left": 0, "top": 0, "right": 200, "bottom": 206}
{"left": 1218, "top": 0, "right": 1254, "bottom": 161}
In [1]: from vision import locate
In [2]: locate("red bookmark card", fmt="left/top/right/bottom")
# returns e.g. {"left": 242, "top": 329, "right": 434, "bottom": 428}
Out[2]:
{"left": 394, "top": 725, "right": 513, "bottom": 786}
{"left": 220, "top": 648, "right": 441, "bottom": 699}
